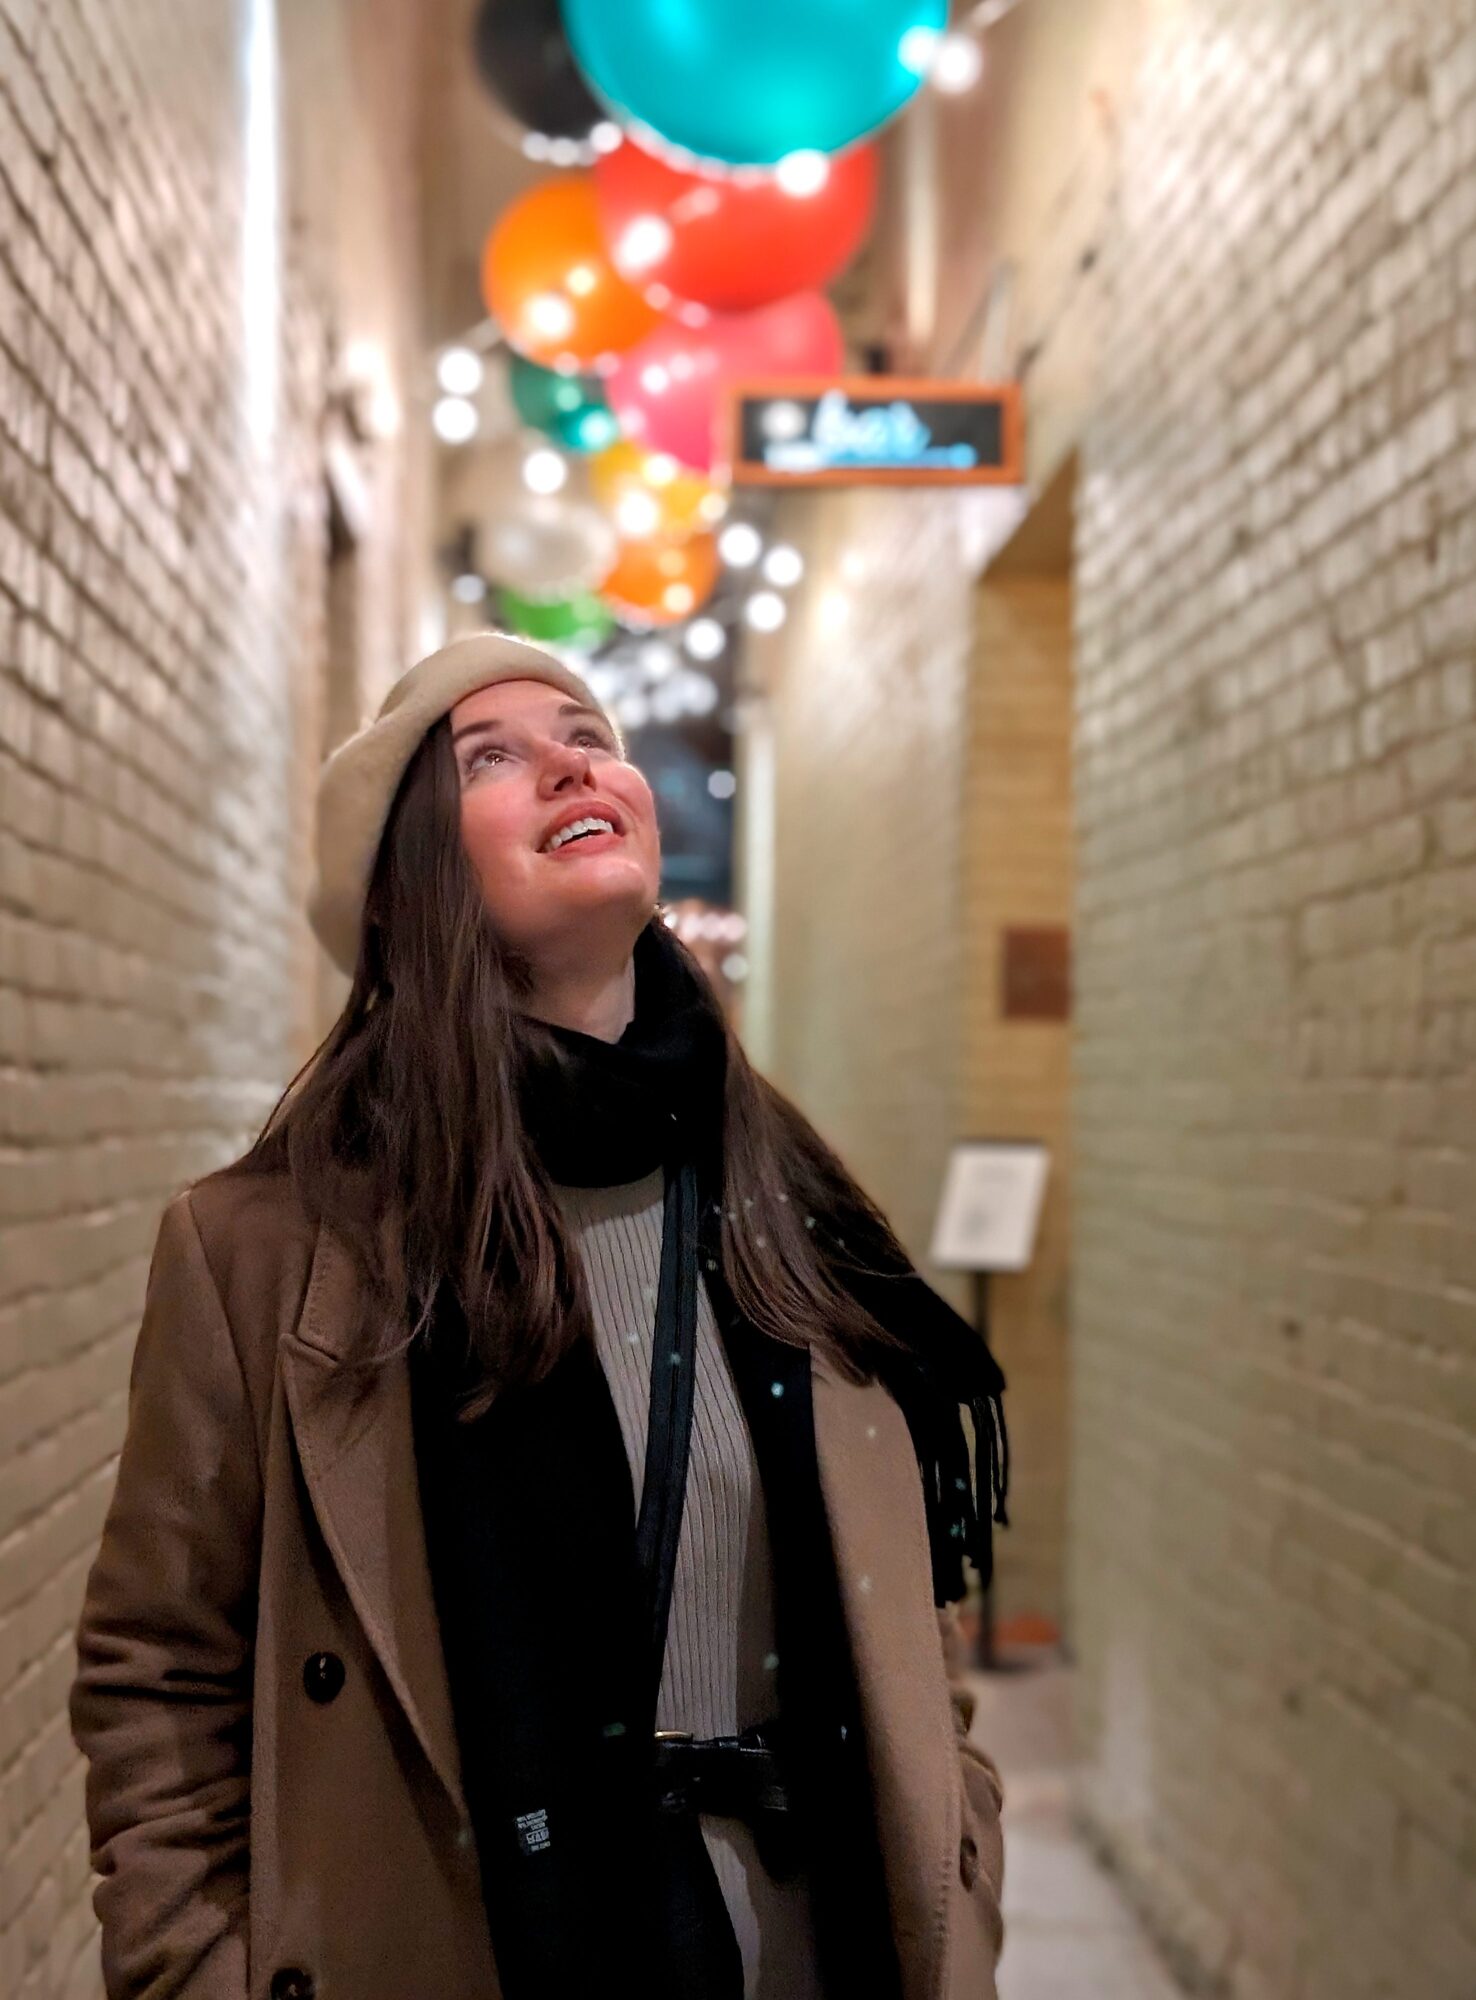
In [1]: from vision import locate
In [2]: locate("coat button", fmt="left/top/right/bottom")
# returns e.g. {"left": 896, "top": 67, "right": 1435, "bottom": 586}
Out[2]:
{"left": 302, "top": 1652, "right": 345, "bottom": 1704}
{"left": 959, "top": 1831, "right": 980, "bottom": 1889}
{"left": 270, "top": 1971, "right": 315, "bottom": 2000}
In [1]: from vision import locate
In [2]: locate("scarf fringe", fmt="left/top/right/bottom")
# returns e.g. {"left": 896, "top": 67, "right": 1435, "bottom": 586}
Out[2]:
{"left": 917, "top": 1382, "right": 1010, "bottom": 1604}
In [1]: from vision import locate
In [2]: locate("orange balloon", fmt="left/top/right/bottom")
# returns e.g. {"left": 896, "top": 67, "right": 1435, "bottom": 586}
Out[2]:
{"left": 482, "top": 176, "right": 661, "bottom": 370}
{"left": 590, "top": 440, "right": 727, "bottom": 541}
{"left": 601, "top": 531, "right": 719, "bottom": 626}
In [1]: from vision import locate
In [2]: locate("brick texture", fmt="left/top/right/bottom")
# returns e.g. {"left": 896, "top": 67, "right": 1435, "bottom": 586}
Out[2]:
{"left": 962, "top": 575, "right": 1074, "bottom": 1629}
{"left": 739, "top": 486, "right": 975, "bottom": 1280}
{"left": 0, "top": 3, "right": 430, "bottom": 1993}
{"left": 1069, "top": 3, "right": 1476, "bottom": 1995}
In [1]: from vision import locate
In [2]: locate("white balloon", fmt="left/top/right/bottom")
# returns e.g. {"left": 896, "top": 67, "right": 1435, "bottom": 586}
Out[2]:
{"left": 480, "top": 494, "right": 617, "bottom": 598}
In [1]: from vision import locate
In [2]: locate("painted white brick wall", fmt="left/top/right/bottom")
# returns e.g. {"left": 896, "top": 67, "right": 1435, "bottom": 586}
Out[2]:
{"left": 0, "top": 3, "right": 428, "bottom": 1992}
{"left": 1070, "top": 4, "right": 1476, "bottom": 1995}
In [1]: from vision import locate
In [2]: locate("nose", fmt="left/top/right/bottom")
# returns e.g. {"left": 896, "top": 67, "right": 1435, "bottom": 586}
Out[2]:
{"left": 537, "top": 738, "right": 594, "bottom": 794}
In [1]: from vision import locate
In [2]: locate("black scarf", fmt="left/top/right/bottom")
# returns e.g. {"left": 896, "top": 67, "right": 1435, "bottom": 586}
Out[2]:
{"left": 411, "top": 921, "right": 1009, "bottom": 1999}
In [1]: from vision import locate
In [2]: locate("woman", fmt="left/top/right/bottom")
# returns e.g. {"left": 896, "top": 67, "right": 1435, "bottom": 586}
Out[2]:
{"left": 70, "top": 631, "right": 1009, "bottom": 2000}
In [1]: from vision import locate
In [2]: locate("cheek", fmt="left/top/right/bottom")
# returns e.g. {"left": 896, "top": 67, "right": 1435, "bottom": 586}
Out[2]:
{"left": 619, "top": 779, "right": 659, "bottom": 838}
{"left": 459, "top": 793, "right": 529, "bottom": 900}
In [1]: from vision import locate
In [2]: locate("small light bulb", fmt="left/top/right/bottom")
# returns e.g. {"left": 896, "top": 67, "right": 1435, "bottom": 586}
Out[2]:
{"left": 523, "top": 448, "right": 568, "bottom": 495}
{"left": 677, "top": 669, "right": 720, "bottom": 714}
{"left": 432, "top": 395, "right": 478, "bottom": 444}
{"left": 762, "top": 544, "right": 804, "bottom": 588}
{"left": 744, "top": 591, "right": 786, "bottom": 633}
{"left": 718, "top": 522, "right": 762, "bottom": 569}
{"left": 640, "top": 640, "right": 678, "bottom": 679}
{"left": 663, "top": 583, "right": 696, "bottom": 615}
{"left": 437, "top": 346, "right": 483, "bottom": 396}
{"left": 616, "top": 492, "right": 661, "bottom": 538}
{"left": 708, "top": 768, "right": 737, "bottom": 800}
{"left": 932, "top": 33, "right": 984, "bottom": 93}
{"left": 898, "top": 25, "right": 940, "bottom": 75}
{"left": 590, "top": 121, "right": 622, "bottom": 155}
{"left": 684, "top": 618, "right": 725, "bottom": 662}
{"left": 775, "top": 150, "right": 830, "bottom": 197}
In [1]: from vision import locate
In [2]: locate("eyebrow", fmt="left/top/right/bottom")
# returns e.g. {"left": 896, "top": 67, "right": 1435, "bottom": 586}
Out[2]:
{"left": 450, "top": 702, "right": 612, "bottom": 747}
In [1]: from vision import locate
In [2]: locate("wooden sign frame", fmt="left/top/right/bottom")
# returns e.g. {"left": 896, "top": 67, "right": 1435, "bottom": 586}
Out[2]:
{"left": 724, "top": 376, "right": 1024, "bottom": 489}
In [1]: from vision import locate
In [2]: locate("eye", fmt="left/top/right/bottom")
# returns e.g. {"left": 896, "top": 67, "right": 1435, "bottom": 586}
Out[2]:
{"left": 571, "top": 726, "right": 613, "bottom": 751}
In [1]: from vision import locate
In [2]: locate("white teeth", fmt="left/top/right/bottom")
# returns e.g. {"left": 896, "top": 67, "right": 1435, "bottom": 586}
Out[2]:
{"left": 544, "top": 815, "right": 616, "bottom": 852}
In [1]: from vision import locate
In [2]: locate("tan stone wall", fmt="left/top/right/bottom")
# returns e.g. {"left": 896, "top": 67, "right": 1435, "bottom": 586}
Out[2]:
{"left": 0, "top": 3, "right": 431, "bottom": 1991}
{"left": 738, "top": 504, "right": 1078, "bottom": 1642}
{"left": 1068, "top": 3, "right": 1476, "bottom": 1995}
{"left": 963, "top": 574, "right": 1075, "bottom": 1628}
{"left": 739, "top": 487, "right": 976, "bottom": 1285}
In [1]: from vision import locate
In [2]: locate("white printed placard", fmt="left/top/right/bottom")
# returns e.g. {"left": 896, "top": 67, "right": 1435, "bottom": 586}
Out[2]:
{"left": 930, "top": 1141, "right": 1049, "bottom": 1273}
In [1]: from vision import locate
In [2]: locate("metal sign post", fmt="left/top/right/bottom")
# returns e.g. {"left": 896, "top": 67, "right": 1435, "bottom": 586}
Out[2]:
{"left": 931, "top": 1139, "right": 1049, "bottom": 1670}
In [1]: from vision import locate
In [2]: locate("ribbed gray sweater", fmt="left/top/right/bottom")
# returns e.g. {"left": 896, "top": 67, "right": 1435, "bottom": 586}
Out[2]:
{"left": 552, "top": 1168, "right": 824, "bottom": 2000}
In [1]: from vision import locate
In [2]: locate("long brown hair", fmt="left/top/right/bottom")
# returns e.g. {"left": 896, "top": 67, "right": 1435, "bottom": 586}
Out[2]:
{"left": 224, "top": 710, "right": 914, "bottom": 1412}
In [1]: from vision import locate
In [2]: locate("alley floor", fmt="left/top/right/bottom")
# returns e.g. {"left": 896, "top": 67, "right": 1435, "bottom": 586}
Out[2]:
{"left": 967, "top": 1649, "right": 1183, "bottom": 2000}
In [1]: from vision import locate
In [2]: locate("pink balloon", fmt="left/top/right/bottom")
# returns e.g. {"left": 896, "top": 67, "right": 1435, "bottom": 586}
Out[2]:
{"left": 606, "top": 293, "right": 845, "bottom": 474}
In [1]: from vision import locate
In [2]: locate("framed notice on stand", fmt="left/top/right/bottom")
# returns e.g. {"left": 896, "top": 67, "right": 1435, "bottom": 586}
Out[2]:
{"left": 930, "top": 1139, "right": 1049, "bottom": 1273}
{"left": 930, "top": 1139, "right": 1049, "bottom": 1672}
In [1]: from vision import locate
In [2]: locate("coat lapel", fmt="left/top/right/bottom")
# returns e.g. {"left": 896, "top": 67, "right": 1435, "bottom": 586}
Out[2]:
{"left": 276, "top": 1212, "right": 955, "bottom": 1996}
{"left": 279, "top": 1217, "right": 467, "bottom": 1823}
{"left": 811, "top": 1347, "right": 957, "bottom": 2000}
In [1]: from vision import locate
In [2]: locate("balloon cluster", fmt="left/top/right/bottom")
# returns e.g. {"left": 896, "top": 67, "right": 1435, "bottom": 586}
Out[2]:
{"left": 464, "top": 0, "right": 945, "bottom": 641}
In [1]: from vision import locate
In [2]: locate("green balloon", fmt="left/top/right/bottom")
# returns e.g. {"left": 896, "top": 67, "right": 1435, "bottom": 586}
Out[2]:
{"left": 497, "top": 586, "right": 614, "bottom": 649}
{"left": 508, "top": 354, "right": 620, "bottom": 454}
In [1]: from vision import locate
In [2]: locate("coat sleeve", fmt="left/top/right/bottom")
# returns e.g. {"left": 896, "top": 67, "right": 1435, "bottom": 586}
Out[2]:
{"left": 69, "top": 1190, "right": 261, "bottom": 2000}
{"left": 937, "top": 1600, "right": 1006, "bottom": 1949}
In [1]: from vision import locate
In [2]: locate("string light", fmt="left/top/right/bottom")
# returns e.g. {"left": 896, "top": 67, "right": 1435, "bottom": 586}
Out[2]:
{"left": 522, "top": 448, "right": 568, "bottom": 494}
{"left": 718, "top": 522, "right": 762, "bottom": 568}
{"left": 684, "top": 618, "right": 725, "bottom": 661}
{"left": 774, "top": 150, "right": 829, "bottom": 196}
{"left": 762, "top": 544, "right": 804, "bottom": 588}
{"left": 744, "top": 590, "right": 786, "bottom": 633}
{"left": 933, "top": 33, "right": 984, "bottom": 92}
{"left": 432, "top": 395, "right": 478, "bottom": 444}
{"left": 437, "top": 346, "right": 483, "bottom": 396}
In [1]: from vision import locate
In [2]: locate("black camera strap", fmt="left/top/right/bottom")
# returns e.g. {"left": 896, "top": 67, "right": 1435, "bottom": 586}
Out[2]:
{"left": 633, "top": 1154, "right": 700, "bottom": 1725}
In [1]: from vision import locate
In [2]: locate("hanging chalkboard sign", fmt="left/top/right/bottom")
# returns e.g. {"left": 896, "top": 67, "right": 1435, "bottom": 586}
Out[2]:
{"left": 725, "top": 377, "right": 1023, "bottom": 488}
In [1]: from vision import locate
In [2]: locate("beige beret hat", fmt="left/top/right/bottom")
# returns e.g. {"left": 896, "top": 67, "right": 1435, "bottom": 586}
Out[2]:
{"left": 307, "top": 630, "right": 628, "bottom": 976}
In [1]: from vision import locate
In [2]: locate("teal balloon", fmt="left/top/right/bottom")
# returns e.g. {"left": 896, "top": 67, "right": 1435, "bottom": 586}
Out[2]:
{"left": 563, "top": 0, "right": 946, "bottom": 165}
{"left": 508, "top": 354, "right": 621, "bottom": 454}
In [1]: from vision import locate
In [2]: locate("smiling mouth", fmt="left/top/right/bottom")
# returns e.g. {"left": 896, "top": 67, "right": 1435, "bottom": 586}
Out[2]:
{"left": 540, "top": 821, "right": 624, "bottom": 856}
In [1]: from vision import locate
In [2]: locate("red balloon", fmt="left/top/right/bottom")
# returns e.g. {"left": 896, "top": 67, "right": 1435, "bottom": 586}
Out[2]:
{"left": 607, "top": 293, "right": 845, "bottom": 473}
{"left": 594, "top": 139, "right": 878, "bottom": 313}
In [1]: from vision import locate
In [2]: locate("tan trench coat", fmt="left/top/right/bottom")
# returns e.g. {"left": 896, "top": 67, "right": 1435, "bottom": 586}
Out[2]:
{"left": 70, "top": 1170, "right": 1006, "bottom": 2000}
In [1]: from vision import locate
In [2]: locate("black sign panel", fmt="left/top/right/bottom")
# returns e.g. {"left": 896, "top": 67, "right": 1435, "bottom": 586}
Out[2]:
{"left": 726, "top": 377, "right": 1023, "bottom": 487}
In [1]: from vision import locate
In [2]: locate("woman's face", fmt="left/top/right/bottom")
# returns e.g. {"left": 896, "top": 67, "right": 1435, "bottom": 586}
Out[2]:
{"left": 450, "top": 677, "right": 661, "bottom": 961}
